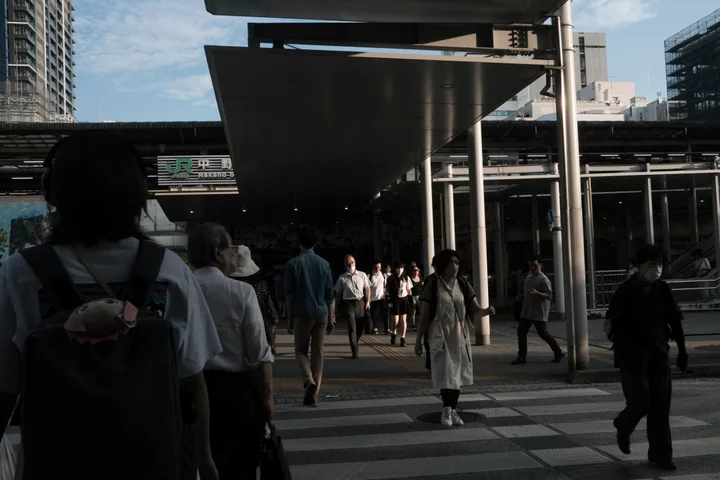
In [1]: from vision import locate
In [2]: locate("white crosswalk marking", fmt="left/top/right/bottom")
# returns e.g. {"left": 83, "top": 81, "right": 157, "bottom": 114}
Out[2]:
{"left": 275, "top": 386, "right": 720, "bottom": 479}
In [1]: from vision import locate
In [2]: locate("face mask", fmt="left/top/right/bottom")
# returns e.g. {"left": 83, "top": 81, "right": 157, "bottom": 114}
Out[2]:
{"left": 644, "top": 266, "right": 662, "bottom": 283}
{"left": 347, "top": 266, "right": 356, "bottom": 274}
{"left": 450, "top": 265, "right": 460, "bottom": 278}
{"left": 396, "top": 268, "right": 404, "bottom": 276}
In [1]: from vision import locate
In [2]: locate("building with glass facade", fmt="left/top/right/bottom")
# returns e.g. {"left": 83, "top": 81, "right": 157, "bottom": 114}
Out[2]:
{"left": 665, "top": 8, "right": 720, "bottom": 121}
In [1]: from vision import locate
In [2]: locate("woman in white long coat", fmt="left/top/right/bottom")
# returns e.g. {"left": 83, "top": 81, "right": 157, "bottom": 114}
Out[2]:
{"left": 415, "top": 249, "right": 495, "bottom": 427}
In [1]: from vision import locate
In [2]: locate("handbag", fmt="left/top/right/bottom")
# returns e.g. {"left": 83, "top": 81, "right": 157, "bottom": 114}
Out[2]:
{"left": 0, "top": 434, "right": 18, "bottom": 480}
{"left": 259, "top": 423, "right": 292, "bottom": 480}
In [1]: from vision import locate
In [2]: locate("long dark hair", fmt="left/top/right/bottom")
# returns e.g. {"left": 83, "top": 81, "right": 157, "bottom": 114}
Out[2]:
{"left": 44, "top": 131, "right": 148, "bottom": 246}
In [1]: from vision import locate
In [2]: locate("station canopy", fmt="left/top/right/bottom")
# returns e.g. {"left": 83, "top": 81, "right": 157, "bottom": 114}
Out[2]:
{"left": 205, "top": 0, "right": 563, "bottom": 213}
{"left": 205, "top": 0, "right": 566, "bottom": 24}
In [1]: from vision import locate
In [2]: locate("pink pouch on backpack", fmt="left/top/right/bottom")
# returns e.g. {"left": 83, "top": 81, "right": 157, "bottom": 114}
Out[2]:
{"left": 64, "top": 299, "right": 139, "bottom": 344}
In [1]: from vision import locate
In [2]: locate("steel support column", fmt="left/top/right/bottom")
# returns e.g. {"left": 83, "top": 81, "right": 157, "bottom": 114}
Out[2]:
{"left": 468, "top": 120, "right": 490, "bottom": 346}
{"left": 643, "top": 172, "right": 655, "bottom": 245}
{"left": 493, "top": 201, "right": 507, "bottom": 307}
{"left": 660, "top": 177, "right": 671, "bottom": 261}
{"left": 444, "top": 164, "right": 457, "bottom": 250}
{"left": 583, "top": 173, "right": 596, "bottom": 309}
{"left": 689, "top": 185, "right": 700, "bottom": 246}
{"left": 712, "top": 172, "right": 720, "bottom": 299}
{"left": 421, "top": 158, "right": 435, "bottom": 273}
{"left": 532, "top": 194, "right": 541, "bottom": 255}
{"left": 550, "top": 164, "right": 565, "bottom": 320}
{"left": 559, "top": 2, "right": 588, "bottom": 369}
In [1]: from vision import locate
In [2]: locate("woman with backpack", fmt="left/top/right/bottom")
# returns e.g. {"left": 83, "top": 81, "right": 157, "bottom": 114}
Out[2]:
{"left": 0, "top": 130, "right": 223, "bottom": 480}
{"left": 414, "top": 249, "right": 495, "bottom": 428}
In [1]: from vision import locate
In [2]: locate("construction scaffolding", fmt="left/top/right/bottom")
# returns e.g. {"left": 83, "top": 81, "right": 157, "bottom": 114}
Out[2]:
{"left": 0, "top": 82, "right": 52, "bottom": 123}
{"left": 665, "top": 8, "right": 720, "bottom": 121}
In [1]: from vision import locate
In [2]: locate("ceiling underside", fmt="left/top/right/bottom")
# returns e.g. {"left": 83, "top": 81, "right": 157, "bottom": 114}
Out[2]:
{"left": 205, "top": 0, "right": 567, "bottom": 24}
{"left": 206, "top": 46, "right": 547, "bottom": 212}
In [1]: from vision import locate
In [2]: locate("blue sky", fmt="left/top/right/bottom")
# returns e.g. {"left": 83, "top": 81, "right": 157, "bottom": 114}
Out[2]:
{"left": 74, "top": 0, "right": 720, "bottom": 122}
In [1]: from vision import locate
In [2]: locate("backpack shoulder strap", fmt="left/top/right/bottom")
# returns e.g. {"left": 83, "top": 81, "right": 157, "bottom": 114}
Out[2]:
{"left": 121, "top": 240, "right": 166, "bottom": 308}
{"left": 20, "top": 244, "right": 84, "bottom": 311}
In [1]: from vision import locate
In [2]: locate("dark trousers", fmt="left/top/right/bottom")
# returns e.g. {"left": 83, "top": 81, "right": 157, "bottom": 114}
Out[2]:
{"left": 370, "top": 299, "right": 387, "bottom": 333}
{"left": 440, "top": 389, "right": 460, "bottom": 409}
{"left": 615, "top": 349, "right": 673, "bottom": 461}
{"left": 340, "top": 299, "right": 365, "bottom": 356}
{"left": 517, "top": 318, "right": 562, "bottom": 357}
{"left": 204, "top": 370, "right": 265, "bottom": 480}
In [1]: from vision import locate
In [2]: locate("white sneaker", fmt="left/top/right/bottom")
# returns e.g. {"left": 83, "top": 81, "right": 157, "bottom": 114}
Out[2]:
{"left": 441, "top": 407, "right": 453, "bottom": 427}
{"left": 451, "top": 409, "right": 464, "bottom": 426}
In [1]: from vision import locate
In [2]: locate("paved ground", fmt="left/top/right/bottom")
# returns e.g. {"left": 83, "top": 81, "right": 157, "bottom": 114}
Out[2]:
{"left": 276, "top": 378, "right": 720, "bottom": 480}
{"left": 273, "top": 312, "right": 720, "bottom": 402}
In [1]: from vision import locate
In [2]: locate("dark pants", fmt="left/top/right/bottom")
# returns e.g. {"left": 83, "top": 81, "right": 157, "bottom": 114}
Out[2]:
{"left": 615, "top": 349, "right": 673, "bottom": 461}
{"left": 340, "top": 299, "right": 365, "bottom": 356}
{"left": 370, "top": 299, "right": 387, "bottom": 333}
{"left": 204, "top": 370, "right": 265, "bottom": 480}
{"left": 517, "top": 318, "right": 562, "bottom": 358}
{"left": 441, "top": 389, "right": 460, "bottom": 409}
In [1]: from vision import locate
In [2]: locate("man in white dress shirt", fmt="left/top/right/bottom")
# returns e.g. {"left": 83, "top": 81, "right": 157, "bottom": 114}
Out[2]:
{"left": 335, "top": 255, "right": 371, "bottom": 359}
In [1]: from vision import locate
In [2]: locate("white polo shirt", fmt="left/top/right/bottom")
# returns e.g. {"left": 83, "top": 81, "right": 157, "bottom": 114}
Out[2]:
{"left": 0, "top": 238, "right": 223, "bottom": 395}
{"left": 194, "top": 267, "right": 274, "bottom": 372}
{"left": 369, "top": 272, "right": 386, "bottom": 301}
{"left": 335, "top": 270, "right": 370, "bottom": 301}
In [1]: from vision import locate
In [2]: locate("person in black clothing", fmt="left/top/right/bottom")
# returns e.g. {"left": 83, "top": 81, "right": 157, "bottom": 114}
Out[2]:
{"left": 607, "top": 244, "right": 688, "bottom": 472}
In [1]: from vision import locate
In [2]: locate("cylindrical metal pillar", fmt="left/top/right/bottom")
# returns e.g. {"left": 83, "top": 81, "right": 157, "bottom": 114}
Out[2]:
{"left": 531, "top": 194, "right": 541, "bottom": 255}
{"left": 559, "top": 1, "right": 589, "bottom": 369}
{"left": 468, "top": 121, "right": 491, "bottom": 346}
{"left": 553, "top": 40, "right": 575, "bottom": 373}
{"left": 550, "top": 164, "right": 565, "bottom": 320}
{"left": 493, "top": 201, "right": 507, "bottom": 307}
{"left": 689, "top": 186, "right": 700, "bottom": 246}
{"left": 643, "top": 174, "right": 655, "bottom": 245}
{"left": 660, "top": 177, "right": 671, "bottom": 261}
{"left": 444, "top": 164, "right": 456, "bottom": 250}
{"left": 421, "top": 158, "right": 435, "bottom": 273}
{"left": 712, "top": 173, "right": 720, "bottom": 295}
{"left": 583, "top": 174, "right": 597, "bottom": 309}
{"left": 373, "top": 210, "right": 383, "bottom": 262}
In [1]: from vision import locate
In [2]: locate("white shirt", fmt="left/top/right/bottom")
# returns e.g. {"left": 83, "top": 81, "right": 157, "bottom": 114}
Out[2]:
{"left": 693, "top": 258, "right": 711, "bottom": 276}
{"left": 194, "top": 267, "right": 274, "bottom": 372}
{"left": 396, "top": 276, "right": 413, "bottom": 299}
{"left": 369, "top": 272, "right": 386, "bottom": 301}
{"left": 0, "top": 238, "right": 223, "bottom": 395}
{"left": 335, "top": 270, "right": 370, "bottom": 301}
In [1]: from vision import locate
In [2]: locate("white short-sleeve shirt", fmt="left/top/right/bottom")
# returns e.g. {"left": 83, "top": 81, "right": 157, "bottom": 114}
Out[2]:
{"left": 0, "top": 238, "right": 223, "bottom": 394}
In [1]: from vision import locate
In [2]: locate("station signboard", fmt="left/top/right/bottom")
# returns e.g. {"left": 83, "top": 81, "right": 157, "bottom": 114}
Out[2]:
{"left": 157, "top": 156, "right": 236, "bottom": 186}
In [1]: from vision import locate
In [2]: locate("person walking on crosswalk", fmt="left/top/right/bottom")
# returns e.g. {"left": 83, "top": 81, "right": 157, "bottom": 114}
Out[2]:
{"left": 414, "top": 249, "right": 495, "bottom": 427}
{"left": 511, "top": 255, "right": 565, "bottom": 365}
{"left": 335, "top": 255, "right": 371, "bottom": 359}
{"left": 606, "top": 244, "right": 688, "bottom": 471}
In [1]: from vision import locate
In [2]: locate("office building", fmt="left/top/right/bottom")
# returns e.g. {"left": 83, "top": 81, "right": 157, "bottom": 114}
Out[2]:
{"left": 665, "top": 8, "right": 720, "bottom": 121}
{"left": 0, "top": 0, "right": 76, "bottom": 122}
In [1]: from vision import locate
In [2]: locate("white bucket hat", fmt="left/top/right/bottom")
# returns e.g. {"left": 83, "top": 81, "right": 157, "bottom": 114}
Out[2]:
{"left": 232, "top": 245, "right": 260, "bottom": 277}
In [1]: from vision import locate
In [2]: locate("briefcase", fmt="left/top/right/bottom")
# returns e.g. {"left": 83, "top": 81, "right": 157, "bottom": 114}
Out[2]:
{"left": 260, "top": 423, "right": 292, "bottom": 480}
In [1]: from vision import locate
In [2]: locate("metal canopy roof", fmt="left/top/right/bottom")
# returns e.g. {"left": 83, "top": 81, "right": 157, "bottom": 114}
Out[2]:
{"left": 206, "top": 46, "right": 548, "bottom": 211}
{"left": 205, "top": 0, "right": 566, "bottom": 24}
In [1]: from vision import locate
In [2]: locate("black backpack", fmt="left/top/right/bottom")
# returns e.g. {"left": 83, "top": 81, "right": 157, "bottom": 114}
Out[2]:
{"left": 19, "top": 241, "right": 183, "bottom": 480}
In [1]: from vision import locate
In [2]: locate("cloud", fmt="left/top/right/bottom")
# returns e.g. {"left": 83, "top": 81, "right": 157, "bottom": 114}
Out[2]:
{"left": 75, "top": 0, "right": 246, "bottom": 75}
{"left": 160, "top": 74, "right": 216, "bottom": 106}
{"left": 574, "top": 0, "right": 658, "bottom": 29}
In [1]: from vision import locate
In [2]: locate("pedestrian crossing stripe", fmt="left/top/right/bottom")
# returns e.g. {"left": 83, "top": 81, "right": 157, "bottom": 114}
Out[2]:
{"left": 278, "top": 386, "right": 720, "bottom": 479}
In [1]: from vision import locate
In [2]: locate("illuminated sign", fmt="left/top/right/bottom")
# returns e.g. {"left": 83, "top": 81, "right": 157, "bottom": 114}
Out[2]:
{"left": 157, "top": 156, "right": 236, "bottom": 186}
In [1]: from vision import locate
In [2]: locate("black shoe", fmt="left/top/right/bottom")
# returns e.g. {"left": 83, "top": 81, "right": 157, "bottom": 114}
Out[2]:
{"left": 613, "top": 419, "right": 631, "bottom": 455}
{"left": 511, "top": 357, "right": 527, "bottom": 365}
{"left": 391, "top": 334, "right": 397, "bottom": 345}
{"left": 352, "top": 353, "right": 358, "bottom": 359}
{"left": 400, "top": 338, "right": 407, "bottom": 347}
{"left": 373, "top": 329, "right": 379, "bottom": 334}
{"left": 303, "top": 381, "right": 318, "bottom": 406}
{"left": 649, "top": 458, "right": 677, "bottom": 471}
{"left": 552, "top": 351, "right": 566, "bottom": 363}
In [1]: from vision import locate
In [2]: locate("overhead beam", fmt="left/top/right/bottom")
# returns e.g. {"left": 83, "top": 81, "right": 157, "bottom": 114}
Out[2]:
{"left": 248, "top": 22, "right": 555, "bottom": 57}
